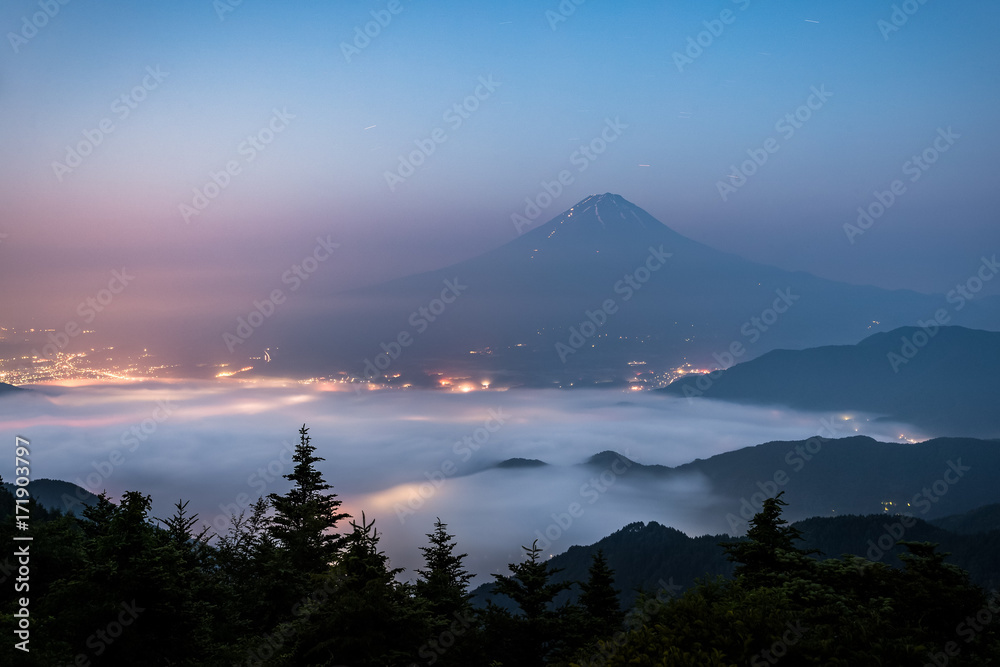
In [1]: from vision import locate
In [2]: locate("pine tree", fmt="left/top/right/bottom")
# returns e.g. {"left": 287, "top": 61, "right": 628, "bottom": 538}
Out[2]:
{"left": 267, "top": 424, "right": 350, "bottom": 574}
{"left": 720, "top": 491, "right": 815, "bottom": 587}
{"left": 215, "top": 495, "right": 284, "bottom": 634}
{"left": 414, "top": 518, "right": 477, "bottom": 666}
{"left": 291, "top": 513, "right": 428, "bottom": 666}
{"left": 579, "top": 549, "right": 624, "bottom": 635}
{"left": 157, "top": 499, "right": 212, "bottom": 549}
{"left": 416, "top": 518, "right": 474, "bottom": 618}
{"left": 490, "top": 540, "right": 574, "bottom": 667}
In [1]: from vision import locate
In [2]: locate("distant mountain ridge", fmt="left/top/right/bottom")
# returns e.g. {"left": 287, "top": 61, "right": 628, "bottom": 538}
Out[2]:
{"left": 458, "top": 435, "right": 1000, "bottom": 536}
{"left": 265, "top": 194, "right": 1000, "bottom": 384}
{"left": 660, "top": 325, "right": 1000, "bottom": 438}
{"left": 472, "top": 507, "right": 1000, "bottom": 610}
{"left": 930, "top": 504, "right": 1000, "bottom": 535}
{"left": 633, "top": 434, "right": 1000, "bottom": 529}
{"left": 1, "top": 478, "right": 99, "bottom": 515}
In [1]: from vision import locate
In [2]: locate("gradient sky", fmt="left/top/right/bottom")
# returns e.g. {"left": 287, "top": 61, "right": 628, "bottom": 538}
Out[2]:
{"left": 2, "top": 0, "right": 998, "bottom": 344}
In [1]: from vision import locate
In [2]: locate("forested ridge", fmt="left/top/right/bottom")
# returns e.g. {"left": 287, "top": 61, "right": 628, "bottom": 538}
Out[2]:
{"left": 3, "top": 426, "right": 998, "bottom": 666}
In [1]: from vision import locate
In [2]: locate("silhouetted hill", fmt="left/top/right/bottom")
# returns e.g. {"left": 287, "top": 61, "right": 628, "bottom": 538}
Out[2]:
{"left": 473, "top": 509, "right": 1000, "bottom": 610}
{"left": 1, "top": 478, "right": 100, "bottom": 516}
{"left": 471, "top": 521, "right": 733, "bottom": 610}
{"left": 930, "top": 503, "right": 1000, "bottom": 535}
{"left": 660, "top": 326, "right": 1000, "bottom": 438}
{"left": 0, "top": 382, "right": 26, "bottom": 394}
{"left": 494, "top": 458, "right": 548, "bottom": 469}
{"left": 474, "top": 436, "right": 1000, "bottom": 536}
{"left": 661, "top": 435, "right": 1000, "bottom": 529}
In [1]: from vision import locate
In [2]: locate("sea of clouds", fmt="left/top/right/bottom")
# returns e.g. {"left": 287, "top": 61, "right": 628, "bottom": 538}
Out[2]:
{"left": 0, "top": 382, "right": 923, "bottom": 581}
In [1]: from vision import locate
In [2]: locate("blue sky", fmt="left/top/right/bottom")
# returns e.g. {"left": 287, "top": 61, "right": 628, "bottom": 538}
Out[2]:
{"left": 2, "top": 0, "right": 998, "bottom": 334}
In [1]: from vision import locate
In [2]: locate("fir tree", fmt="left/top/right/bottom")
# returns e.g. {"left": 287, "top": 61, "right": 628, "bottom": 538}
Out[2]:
{"left": 490, "top": 540, "right": 573, "bottom": 667}
{"left": 292, "top": 514, "right": 428, "bottom": 666}
{"left": 720, "top": 491, "right": 815, "bottom": 587}
{"left": 267, "top": 424, "right": 350, "bottom": 574}
{"left": 415, "top": 518, "right": 474, "bottom": 618}
{"left": 579, "top": 549, "right": 624, "bottom": 635}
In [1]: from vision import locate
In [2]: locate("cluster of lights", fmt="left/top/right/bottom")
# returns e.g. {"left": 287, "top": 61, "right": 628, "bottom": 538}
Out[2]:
{"left": 215, "top": 366, "right": 254, "bottom": 378}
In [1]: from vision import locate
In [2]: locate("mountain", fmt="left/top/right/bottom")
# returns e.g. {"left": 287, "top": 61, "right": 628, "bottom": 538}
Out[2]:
{"left": 659, "top": 325, "right": 1000, "bottom": 438}
{"left": 1, "top": 478, "right": 100, "bottom": 515}
{"left": 930, "top": 504, "right": 1000, "bottom": 535}
{"left": 494, "top": 457, "right": 548, "bottom": 469}
{"left": 457, "top": 435, "right": 1000, "bottom": 536}
{"left": 471, "top": 521, "right": 734, "bottom": 610}
{"left": 265, "top": 194, "right": 1000, "bottom": 384}
{"left": 626, "top": 435, "right": 1000, "bottom": 528}
{"left": 0, "top": 382, "right": 25, "bottom": 394}
{"left": 472, "top": 511, "right": 1000, "bottom": 610}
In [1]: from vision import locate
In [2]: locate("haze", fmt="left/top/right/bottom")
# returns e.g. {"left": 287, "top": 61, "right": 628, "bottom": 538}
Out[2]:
{"left": 0, "top": 382, "right": 924, "bottom": 581}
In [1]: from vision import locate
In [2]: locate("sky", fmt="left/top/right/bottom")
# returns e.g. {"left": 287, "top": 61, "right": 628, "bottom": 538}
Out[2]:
{"left": 0, "top": 384, "right": 923, "bottom": 581}
{"left": 2, "top": 0, "right": 999, "bottom": 346}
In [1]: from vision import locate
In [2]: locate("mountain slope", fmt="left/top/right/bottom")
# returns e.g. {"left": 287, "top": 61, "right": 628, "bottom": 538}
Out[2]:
{"left": 930, "top": 504, "right": 1000, "bottom": 535}
{"left": 472, "top": 435, "right": 1000, "bottom": 536}
{"left": 659, "top": 325, "right": 1000, "bottom": 437}
{"left": 472, "top": 512, "right": 1000, "bottom": 610}
{"left": 1, "top": 478, "right": 100, "bottom": 515}
{"left": 653, "top": 435, "right": 1000, "bottom": 528}
{"left": 267, "top": 194, "right": 1000, "bottom": 383}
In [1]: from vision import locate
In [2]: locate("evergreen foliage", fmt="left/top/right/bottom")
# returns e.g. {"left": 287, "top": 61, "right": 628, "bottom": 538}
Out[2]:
{"left": 2, "top": 434, "right": 999, "bottom": 666}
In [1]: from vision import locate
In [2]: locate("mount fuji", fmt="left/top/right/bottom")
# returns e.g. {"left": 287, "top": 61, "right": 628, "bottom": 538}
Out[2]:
{"left": 265, "top": 194, "right": 1000, "bottom": 386}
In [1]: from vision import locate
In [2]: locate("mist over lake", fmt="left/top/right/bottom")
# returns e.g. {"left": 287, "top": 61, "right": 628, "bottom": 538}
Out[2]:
{"left": 1, "top": 382, "right": 924, "bottom": 581}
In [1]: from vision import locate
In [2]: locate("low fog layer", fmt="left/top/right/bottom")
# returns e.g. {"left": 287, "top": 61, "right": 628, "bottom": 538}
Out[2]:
{"left": 0, "top": 383, "right": 924, "bottom": 582}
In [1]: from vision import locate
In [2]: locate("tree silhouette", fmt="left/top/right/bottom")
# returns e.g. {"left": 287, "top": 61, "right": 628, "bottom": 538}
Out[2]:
{"left": 490, "top": 540, "right": 573, "bottom": 666}
{"left": 267, "top": 424, "right": 350, "bottom": 575}
{"left": 416, "top": 518, "right": 473, "bottom": 619}
{"left": 579, "top": 549, "right": 624, "bottom": 635}
{"left": 720, "top": 491, "right": 815, "bottom": 587}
